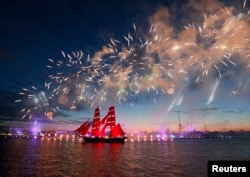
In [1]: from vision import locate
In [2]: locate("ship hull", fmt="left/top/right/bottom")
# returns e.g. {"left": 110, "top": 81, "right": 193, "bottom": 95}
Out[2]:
{"left": 83, "top": 136, "right": 127, "bottom": 143}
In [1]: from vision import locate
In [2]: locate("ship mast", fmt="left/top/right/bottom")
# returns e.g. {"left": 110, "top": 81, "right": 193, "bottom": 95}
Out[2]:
{"left": 100, "top": 106, "right": 116, "bottom": 137}
{"left": 91, "top": 107, "right": 101, "bottom": 136}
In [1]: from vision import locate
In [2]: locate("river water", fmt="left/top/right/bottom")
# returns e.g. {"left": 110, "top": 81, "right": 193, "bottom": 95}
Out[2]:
{"left": 0, "top": 137, "right": 249, "bottom": 177}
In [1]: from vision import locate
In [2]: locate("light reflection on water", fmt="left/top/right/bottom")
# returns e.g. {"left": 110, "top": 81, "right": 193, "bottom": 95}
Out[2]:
{"left": 0, "top": 138, "right": 250, "bottom": 177}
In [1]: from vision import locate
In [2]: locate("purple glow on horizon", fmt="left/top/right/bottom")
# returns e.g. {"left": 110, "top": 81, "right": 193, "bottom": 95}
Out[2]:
{"left": 31, "top": 124, "right": 41, "bottom": 135}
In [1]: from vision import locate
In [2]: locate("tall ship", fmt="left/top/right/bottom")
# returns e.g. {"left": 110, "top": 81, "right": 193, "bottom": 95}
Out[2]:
{"left": 74, "top": 106, "right": 127, "bottom": 143}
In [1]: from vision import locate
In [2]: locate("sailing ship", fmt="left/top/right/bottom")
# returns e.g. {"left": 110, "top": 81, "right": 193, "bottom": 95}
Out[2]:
{"left": 74, "top": 106, "right": 127, "bottom": 143}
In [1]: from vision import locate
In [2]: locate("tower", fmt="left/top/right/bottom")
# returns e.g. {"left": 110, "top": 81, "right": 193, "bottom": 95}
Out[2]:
{"left": 178, "top": 112, "right": 182, "bottom": 134}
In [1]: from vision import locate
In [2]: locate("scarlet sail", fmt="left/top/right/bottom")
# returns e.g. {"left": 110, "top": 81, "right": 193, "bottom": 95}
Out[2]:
{"left": 74, "top": 120, "right": 91, "bottom": 136}
{"left": 91, "top": 107, "right": 101, "bottom": 137}
{"left": 74, "top": 120, "right": 88, "bottom": 133}
{"left": 110, "top": 123, "right": 125, "bottom": 137}
{"left": 74, "top": 106, "right": 127, "bottom": 143}
{"left": 102, "top": 106, "right": 116, "bottom": 127}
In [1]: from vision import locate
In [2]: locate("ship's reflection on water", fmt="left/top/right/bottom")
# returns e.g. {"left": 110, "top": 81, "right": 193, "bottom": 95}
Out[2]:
{"left": 1, "top": 137, "right": 250, "bottom": 177}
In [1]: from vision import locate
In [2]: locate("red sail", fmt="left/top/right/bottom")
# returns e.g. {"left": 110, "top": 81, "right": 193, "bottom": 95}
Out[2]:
{"left": 74, "top": 120, "right": 89, "bottom": 132}
{"left": 98, "top": 106, "right": 116, "bottom": 137}
{"left": 99, "top": 125, "right": 106, "bottom": 137}
{"left": 91, "top": 107, "right": 101, "bottom": 136}
{"left": 79, "top": 122, "right": 91, "bottom": 135}
{"left": 110, "top": 123, "right": 125, "bottom": 137}
{"left": 100, "top": 117, "right": 107, "bottom": 124}
{"left": 103, "top": 106, "right": 116, "bottom": 127}
{"left": 74, "top": 120, "right": 91, "bottom": 135}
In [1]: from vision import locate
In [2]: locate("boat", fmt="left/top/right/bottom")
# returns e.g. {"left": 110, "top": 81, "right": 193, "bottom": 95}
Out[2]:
{"left": 74, "top": 106, "right": 127, "bottom": 143}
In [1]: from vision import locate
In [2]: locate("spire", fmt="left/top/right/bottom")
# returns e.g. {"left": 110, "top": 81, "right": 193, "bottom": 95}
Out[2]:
{"left": 178, "top": 112, "right": 182, "bottom": 134}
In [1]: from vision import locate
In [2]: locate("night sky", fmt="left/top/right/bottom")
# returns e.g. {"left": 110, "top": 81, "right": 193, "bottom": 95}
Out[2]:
{"left": 1, "top": 0, "right": 250, "bottom": 133}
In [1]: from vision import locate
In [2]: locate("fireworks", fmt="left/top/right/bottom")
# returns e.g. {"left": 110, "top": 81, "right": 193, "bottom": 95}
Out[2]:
{"left": 15, "top": 0, "right": 250, "bottom": 119}
{"left": 45, "top": 23, "right": 175, "bottom": 109}
{"left": 14, "top": 84, "right": 58, "bottom": 119}
{"left": 46, "top": 50, "right": 106, "bottom": 109}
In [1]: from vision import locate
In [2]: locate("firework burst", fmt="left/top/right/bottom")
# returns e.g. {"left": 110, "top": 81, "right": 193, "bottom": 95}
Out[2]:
{"left": 46, "top": 50, "right": 107, "bottom": 109}
{"left": 15, "top": 0, "right": 250, "bottom": 119}
{"left": 103, "top": 24, "right": 175, "bottom": 102}
{"left": 14, "top": 83, "right": 57, "bottom": 119}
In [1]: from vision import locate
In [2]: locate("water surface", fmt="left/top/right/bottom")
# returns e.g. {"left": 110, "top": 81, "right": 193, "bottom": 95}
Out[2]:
{"left": 0, "top": 138, "right": 249, "bottom": 177}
